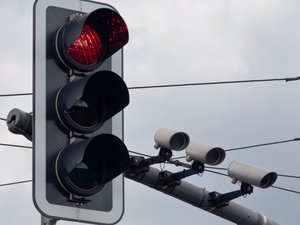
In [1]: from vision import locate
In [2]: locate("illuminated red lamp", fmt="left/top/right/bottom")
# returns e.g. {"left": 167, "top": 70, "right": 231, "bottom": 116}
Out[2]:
{"left": 56, "top": 8, "right": 129, "bottom": 72}
{"left": 67, "top": 25, "right": 102, "bottom": 66}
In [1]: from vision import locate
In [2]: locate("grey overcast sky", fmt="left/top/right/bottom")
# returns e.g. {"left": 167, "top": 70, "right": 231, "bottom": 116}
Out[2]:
{"left": 0, "top": 0, "right": 299, "bottom": 224}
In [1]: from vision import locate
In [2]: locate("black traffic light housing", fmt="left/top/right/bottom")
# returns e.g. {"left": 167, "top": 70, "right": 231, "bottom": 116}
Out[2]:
{"left": 33, "top": 1, "right": 130, "bottom": 223}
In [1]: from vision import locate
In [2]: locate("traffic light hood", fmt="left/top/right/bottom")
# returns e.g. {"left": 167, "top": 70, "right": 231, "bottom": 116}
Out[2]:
{"left": 56, "top": 70, "right": 130, "bottom": 134}
{"left": 56, "top": 133, "right": 130, "bottom": 197}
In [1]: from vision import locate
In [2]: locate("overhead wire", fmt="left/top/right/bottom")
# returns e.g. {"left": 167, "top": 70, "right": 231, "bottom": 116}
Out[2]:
{"left": 271, "top": 186, "right": 300, "bottom": 195}
{"left": 0, "top": 75, "right": 298, "bottom": 97}
{"left": 205, "top": 169, "right": 229, "bottom": 177}
{"left": 0, "top": 180, "right": 32, "bottom": 187}
{"left": 206, "top": 166, "right": 227, "bottom": 171}
{"left": 128, "top": 75, "right": 300, "bottom": 90}
{"left": 0, "top": 143, "right": 32, "bottom": 149}
{"left": 225, "top": 138, "right": 300, "bottom": 152}
{"left": 0, "top": 93, "right": 32, "bottom": 97}
{"left": 277, "top": 174, "right": 300, "bottom": 179}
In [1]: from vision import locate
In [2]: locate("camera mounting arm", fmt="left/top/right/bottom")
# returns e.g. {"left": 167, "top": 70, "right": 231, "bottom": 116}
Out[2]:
{"left": 130, "top": 148, "right": 173, "bottom": 169}
{"left": 209, "top": 182, "right": 254, "bottom": 207}
{"left": 159, "top": 161, "right": 205, "bottom": 185}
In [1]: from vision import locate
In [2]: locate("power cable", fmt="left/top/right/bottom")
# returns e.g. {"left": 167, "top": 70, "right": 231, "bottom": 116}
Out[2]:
{"left": 0, "top": 179, "right": 32, "bottom": 187}
{"left": 128, "top": 76, "right": 300, "bottom": 90}
{"left": 0, "top": 93, "right": 32, "bottom": 97}
{"left": 225, "top": 138, "right": 300, "bottom": 152}
{"left": 0, "top": 143, "right": 32, "bottom": 149}
{"left": 206, "top": 166, "right": 227, "bottom": 171}
{"left": 0, "top": 75, "right": 298, "bottom": 97}
{"left": 205, "top": 169, "right": 229, "bottom": 177}
{"left": 0, "top": 76, "right": 298, "bottom": 96}
{"left": 0, "top": 76, "right": 300, "bottom": 97}
{"left": 278, "top": 174, "right": 300, "bottom": 179}
{"left": 271, "top": 186, "right": 300, "bottom": 195}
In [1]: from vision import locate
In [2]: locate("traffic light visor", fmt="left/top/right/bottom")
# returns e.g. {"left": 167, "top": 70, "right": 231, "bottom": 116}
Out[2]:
{"left": 56, "top": 134, "right": 129, "bottom": 196}
{"left": 56, "top": 8, "right": 129, "bottom": 71}
{"left": 56, "top": 71, "right": 130, "bottom": 134}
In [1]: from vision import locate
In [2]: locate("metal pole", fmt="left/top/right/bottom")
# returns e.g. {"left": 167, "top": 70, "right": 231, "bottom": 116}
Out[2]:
{"left": 125, "top": 166, "right": 282, "bottom": 225}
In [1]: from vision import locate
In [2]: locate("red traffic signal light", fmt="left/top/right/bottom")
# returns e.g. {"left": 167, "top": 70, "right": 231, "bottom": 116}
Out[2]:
{"left": 67, "top": 25, "right": 102, "bottom": 66}
{"left": 56, "top": 8, "right": 129, "bottom": 71}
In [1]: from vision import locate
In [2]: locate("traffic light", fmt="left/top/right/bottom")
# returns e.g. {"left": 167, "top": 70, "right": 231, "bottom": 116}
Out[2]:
{"left": 33, "top": 0, "right": 130, "bottom": 223}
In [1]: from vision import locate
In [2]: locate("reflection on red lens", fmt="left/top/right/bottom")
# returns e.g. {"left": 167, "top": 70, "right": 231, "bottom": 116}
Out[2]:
{"left": 68, "top": 25, "right": 103, "bottom": 66}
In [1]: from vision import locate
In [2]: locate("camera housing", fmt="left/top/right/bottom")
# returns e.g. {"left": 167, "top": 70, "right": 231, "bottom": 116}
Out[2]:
{"left": 154, "top": 128, "right": 190, "bottom": 151}
{"left": 186, "top": 141, "right": 225, "bottom": 165}
{"left": 228, "top": 160, "right": 277, "bottom": 188}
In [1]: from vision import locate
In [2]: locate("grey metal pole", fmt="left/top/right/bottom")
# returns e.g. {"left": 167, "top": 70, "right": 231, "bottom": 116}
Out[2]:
{"left": 125, "top": 166, "right": 283, "bottom": 225}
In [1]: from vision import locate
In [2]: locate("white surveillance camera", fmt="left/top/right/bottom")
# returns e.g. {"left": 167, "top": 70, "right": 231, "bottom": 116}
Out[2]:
{"left": 185, "top": 141, "right": 225, "bottom": 165}
{"left": 228, "top": 160, "right": 277, "bottom": 188}
{"left": 154, "top": 128, "right": 190, "bottom": 151}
